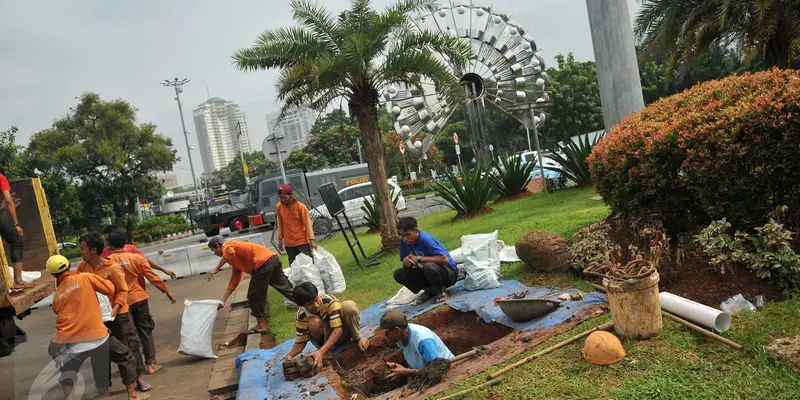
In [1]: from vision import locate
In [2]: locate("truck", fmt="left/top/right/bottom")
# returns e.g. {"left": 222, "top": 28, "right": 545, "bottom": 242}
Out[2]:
{"left": 192, "top": 163, "right": 373, "bottom": 237}
{"left": 1, "top": 178, "right": 58, "bottom": 357}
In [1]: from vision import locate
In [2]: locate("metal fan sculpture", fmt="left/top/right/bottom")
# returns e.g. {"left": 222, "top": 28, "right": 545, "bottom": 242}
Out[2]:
{"left": 383, "top": 1, "right": 551, "bottom": 161}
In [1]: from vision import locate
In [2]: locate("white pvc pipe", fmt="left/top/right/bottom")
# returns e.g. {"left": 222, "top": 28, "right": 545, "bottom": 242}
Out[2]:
{"left": 659, "top": 292, "right": 732, "bottom": 333}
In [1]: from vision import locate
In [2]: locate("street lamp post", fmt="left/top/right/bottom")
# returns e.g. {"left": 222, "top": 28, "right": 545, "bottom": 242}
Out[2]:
{"left": 162, "top": 78, "right": 201, "bottom": 233}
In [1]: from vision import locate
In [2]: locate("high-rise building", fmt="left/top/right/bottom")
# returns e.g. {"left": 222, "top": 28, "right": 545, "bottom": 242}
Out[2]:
{"left": 265, "top": 105, "right": 318, "bottom": 150}
{"left": 155, "top": 174, "right": 179, "bottom": 189}
{"left": 192, "top": 97, "right": 252, "bottom": 173}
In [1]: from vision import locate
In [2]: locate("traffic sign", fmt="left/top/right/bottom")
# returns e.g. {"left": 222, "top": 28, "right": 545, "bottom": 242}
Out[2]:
{"left": 453, "top": 132, "right": 459, "bottom": 144}
{"left": 399, "top": 143, "right": 406, "bottom": 155}
{"left": 455, "top": 144, "right": 461, "bottom": 155}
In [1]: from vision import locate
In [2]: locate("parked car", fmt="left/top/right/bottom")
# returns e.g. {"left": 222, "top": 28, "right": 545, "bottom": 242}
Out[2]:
{"left": 513, "top": 151, "right": 563, "bottom": 179}
{"left": 57, "top": 242, "right": 77, "bottom": 251}
{"left": 311, "top": 180, "right": 407, "bottom": 224}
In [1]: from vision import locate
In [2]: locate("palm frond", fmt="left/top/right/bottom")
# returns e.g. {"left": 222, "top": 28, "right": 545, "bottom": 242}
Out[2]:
{"left": 493, "top": 153, "right": 535, "bottom": 196}
{"left": 432, "top": 165, "right": 495, "bottom": 216}
{"left": 233, "top": 27, "right": 332, "bottom": 71}
{"left": 290, "top": 0, "right": 343, "bottom": 49}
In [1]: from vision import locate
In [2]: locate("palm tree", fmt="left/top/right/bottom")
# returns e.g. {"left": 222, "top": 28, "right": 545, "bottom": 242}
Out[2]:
{"left": 635, "top": 0, "right": 800, "bottom": 80}
{"left": 233, "top": 0, "right": 472, "bottom": 251}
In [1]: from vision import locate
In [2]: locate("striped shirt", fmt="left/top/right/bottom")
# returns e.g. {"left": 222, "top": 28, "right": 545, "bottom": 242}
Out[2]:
{"left": 294, "top": 294, "right": 342, "bottom": 344}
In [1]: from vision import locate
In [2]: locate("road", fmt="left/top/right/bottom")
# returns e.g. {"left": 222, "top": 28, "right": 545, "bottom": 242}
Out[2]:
{"left": 1, "top": 271, "right": 234, "bottom": 400}
{"left": 138, "top": 195, "right": 449, "bottom": 254}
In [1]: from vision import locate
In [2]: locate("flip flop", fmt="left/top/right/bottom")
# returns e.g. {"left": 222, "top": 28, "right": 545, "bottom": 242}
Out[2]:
{"left": 247, "top": 327, "right": 268, "bottom": 334}
{"left": 136, "top": 381, "right": 153, "bottom": 392}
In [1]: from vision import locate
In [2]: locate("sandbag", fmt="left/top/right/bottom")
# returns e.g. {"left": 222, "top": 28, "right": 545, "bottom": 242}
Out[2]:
{"left": 178, "top": 299, "right": 223, "bottom": 359}
{"left": 313, "top": 247, "right": 346, "bottom": 294}
{"left": 285, "top": 255, "right": 327, "bottom": 308}
{"left": 450, "top": 248, "right": 464, "bottom": 265}
{"left": 461, "top": 231, "right": 502, "bottom": 290}
{"left": 283, "top": 268, "right": 298, "bottom": 309}
{"left": 96, "top": 293, "right": 113, "bottom": 323}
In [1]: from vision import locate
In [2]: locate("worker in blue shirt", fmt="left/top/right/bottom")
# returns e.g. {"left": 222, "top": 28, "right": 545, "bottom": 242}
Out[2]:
{"left": 376, "top": 310, "right": 454, "bottom": 382}
{"left": 394, "top": 216, "right": 458, "bottom": 303}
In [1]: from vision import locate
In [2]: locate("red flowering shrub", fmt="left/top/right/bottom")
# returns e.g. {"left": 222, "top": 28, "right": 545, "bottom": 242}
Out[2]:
{"left": 589, "top": 69, "right": 800, "bottom": 234}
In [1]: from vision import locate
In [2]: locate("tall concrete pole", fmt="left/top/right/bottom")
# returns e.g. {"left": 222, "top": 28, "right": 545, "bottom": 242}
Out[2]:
{"left": 586, "top": 0, "right": 645, "bottom": 130}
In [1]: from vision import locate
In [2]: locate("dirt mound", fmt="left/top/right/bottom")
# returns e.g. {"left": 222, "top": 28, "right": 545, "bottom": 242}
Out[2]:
{"left": 767, "top": 336, "right": 800, "bottom": 370}
{"left": 411, "top": 306, "right": 513, "bottom": 355}
{"left": 515, "top": 231, "right": 572, "bottom": 272}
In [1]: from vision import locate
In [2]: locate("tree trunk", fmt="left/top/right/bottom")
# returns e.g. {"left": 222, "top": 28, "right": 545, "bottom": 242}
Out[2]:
{"left": 125, "top": 197, "right": 137, "bottom": 244}
{"left": 351, "top": 101, "right": 400, "bottom": 252}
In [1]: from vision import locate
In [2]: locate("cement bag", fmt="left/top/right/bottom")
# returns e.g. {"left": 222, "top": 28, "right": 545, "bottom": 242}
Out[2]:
{"left": 178, "top": 299, "right": 223, "bottom": 359}
{"left": 449, "top": 248, "right": 465, "bottom": 264}
{"left": 96, "top": 293, "right": 114, "bottom": 322}
{"left": 283, "top": 268, "right": 299, "bottom": 309}
{"left": 313, "top": 247, "right": 346, "bottom": 294}
{"left": 461, "top": 231, "right": 502, "bottom": 290}
{"left": 386, "top": 287, "right": 428, "bottom": 308}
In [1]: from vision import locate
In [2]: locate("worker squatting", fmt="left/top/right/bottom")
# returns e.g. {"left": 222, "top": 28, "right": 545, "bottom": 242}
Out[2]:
{"left": 45, "top": 184, "right": 461, "bottom": 398}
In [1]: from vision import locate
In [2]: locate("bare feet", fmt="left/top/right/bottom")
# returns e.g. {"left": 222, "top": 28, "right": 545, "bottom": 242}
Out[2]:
{"left": 146, "top": 364, "right": 163, "bottom": 374}
{"left": 356, "top": 336, "right": 370, "bottom": 352}
{"left": 13, "top": 280, "right": 34, "bottom": 289}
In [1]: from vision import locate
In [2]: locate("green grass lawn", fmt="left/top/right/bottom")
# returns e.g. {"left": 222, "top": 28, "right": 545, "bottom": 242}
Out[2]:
{"left": 266, "top": 188, "right": 800, "bottom": 399}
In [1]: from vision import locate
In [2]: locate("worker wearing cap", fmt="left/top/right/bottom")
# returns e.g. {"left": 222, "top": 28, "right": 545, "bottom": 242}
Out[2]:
{"left": 0, "top": 169, "right": 31, "bottom": 289}
{"left": 275, "top": 184, "right": 316, "bottom": 265}
{"left": 376, "top": 310, "right": 454, "bottom": 382}
{"left": 77, "top": 232, "right": 153, "bottom": 393}
{"left": 206, "top": 236, "right": 294, "bottom": 334}
{"left": 107, "top": 230, "right": 176, "bottom": 375}
{"left": 102, "top": 225, "right": 177, "bottom": 279}
{"left": 45, "top": 255, "right": 146, "bottom": 400}
{"left": 284, "top": 282, "right": 368, "bottom": 373}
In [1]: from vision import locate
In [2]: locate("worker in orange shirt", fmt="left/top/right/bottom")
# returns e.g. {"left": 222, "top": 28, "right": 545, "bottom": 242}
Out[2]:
{"left": 77, "top": 233, "right": 153, "bottom": 393}
{"left": 275, "top": 184, "right": 316, "bottom": 265}
{"left": 206, "top": 237, "right": 294, "bottom": 334}
{"left": 102, "top": 225, "right": 177, "bottom": 279}
{"left": 45, "top": 255, "right": 146, "bottom": 400}
{"left": 107, "top": 230, "right": 176, "bottom": 375}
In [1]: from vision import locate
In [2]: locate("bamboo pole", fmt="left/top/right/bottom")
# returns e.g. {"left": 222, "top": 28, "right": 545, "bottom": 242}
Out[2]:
{"left": 436, "top": 378, "right": 502, "bottom": 400}
{"left": 488, "top": 321, "right": 614, "bottom": 379}
{"left": 661, "top": 311, "right": 743, "bottom": 350}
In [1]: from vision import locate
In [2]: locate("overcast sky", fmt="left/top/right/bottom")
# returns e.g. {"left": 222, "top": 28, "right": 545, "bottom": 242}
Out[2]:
{"left": 0, "top": 0, "right": 641, "bottom": 185}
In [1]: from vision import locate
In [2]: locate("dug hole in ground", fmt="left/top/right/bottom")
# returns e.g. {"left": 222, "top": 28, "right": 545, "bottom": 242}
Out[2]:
{"left": 323, "top": 306, "right": 514, "bottom": 399}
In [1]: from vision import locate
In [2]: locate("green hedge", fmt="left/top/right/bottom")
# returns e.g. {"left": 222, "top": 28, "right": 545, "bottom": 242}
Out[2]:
{"left": 589, "top": 69, "right": 800, "bottom": 234}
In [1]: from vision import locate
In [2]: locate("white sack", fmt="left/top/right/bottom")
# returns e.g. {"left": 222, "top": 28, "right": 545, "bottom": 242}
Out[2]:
{"left": 285, "top": 254, "right": 327, "bottom": 308}
{"left": 178, "top": 299, "right": 223, "bottom": 359}
{"left": 386, "top": 287, "right": 428, "bottom": 308}
{"left": 283, "top": 268, "right": 299, "bottom": 309}
{"left": 313, "top": 247, "right": 346, "bottom": 294}
{"left": 7, "top": 267, "right": 41, "bottom": 283}
{"left": 461, "top": 231, "right": 502, "bottom": 290}
{"left": 96, "top": 293, "right": 114, "bottom": 322}
{"left": 450, "top": 248, "right": 465, "bottom": 264}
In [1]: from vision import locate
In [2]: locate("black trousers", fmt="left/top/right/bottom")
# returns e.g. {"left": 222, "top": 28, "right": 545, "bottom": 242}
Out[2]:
{"left": 393, "top": 263, "right": 458, "bottom": 297}
{"left": 103, "top": 312, "right": 145, "bottom": 384}
{"left": 0, "top": 217, "right": 23, "bottom": 263}
{"left": 51, "top": 336, "right": 137, "bottom": 387}
{"left": 285, "top": 243, "right": 312, "bottom": 266}
{"left": 248, "top": 255, "right": 294, "bottom": 318}
{"left": 129, "top": 299, "right": 157, "bottom": 365}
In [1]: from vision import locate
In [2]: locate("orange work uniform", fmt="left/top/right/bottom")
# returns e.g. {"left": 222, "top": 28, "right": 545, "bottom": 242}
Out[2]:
{"left": 276, "top": 201, "right": 315, "bottom": 247}
{"left": 51, "top": 271, "right": 115, "bottom": 344}
{"left": 77, "top": 259, "right": 129, "bottom": 314}
{"left": 108, "top": 250, "right": 170, "bottom": 305}
{"left": 222, "top": 241, "right": 278, "bottom": 291}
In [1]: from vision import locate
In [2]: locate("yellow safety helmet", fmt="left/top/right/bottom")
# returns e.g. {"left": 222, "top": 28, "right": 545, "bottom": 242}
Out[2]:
{"left": 46, "top": 255, "right": 71, "bottom": 275}
{"left": 582, "top": 331, "right": 626, "bottom": 365}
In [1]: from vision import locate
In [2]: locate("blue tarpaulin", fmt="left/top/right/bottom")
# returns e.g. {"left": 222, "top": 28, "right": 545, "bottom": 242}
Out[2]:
{"left": 236, "top": 280, "right": 607, "bottom": 400}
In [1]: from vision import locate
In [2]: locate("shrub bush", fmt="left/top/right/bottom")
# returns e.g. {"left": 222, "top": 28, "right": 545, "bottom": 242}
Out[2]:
{"left": 546, "top": 131, "right": 604, "bottom": 187}
{"left": 694, "top": 215, "right": 800, "bottom": 295}
{"left": 399, "top": 179, "right": 452, "bottom": 197}
{"left": 589, "top": 69, "right": 800, "bottom": 235}
{"left": 132, "top": 214, "right": 189, "bottom": 241}
{"left": 569, "top": 221, "right": 621, "bottom": 272}
{"left": 361, "top": 195, "right": 399, "bottom": 231}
